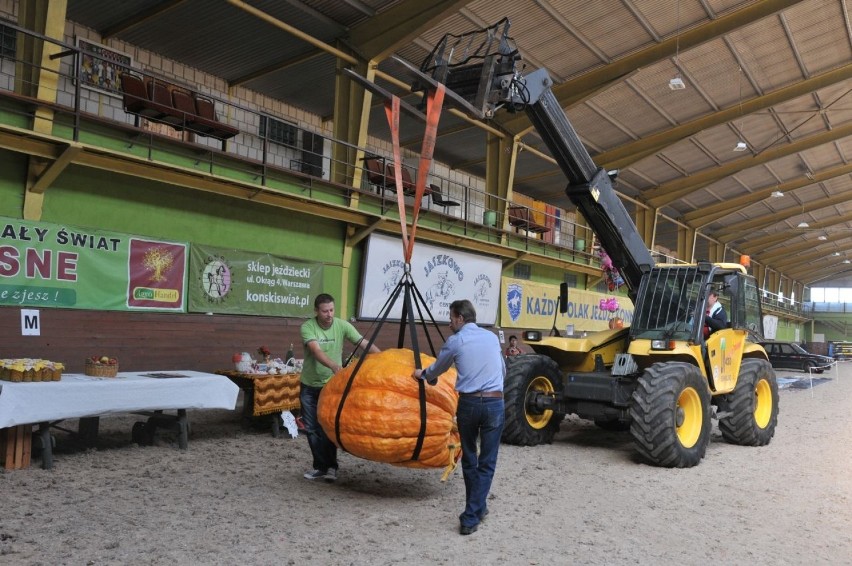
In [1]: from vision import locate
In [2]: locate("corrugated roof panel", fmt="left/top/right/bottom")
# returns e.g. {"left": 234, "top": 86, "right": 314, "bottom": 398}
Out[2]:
{"left": 632, "top": 0, "right": 731, "bottom": 37}
{"left": 66, "top": 0, "right": 157, "bottom": 31}
{"left": 783, "top": 0, "right": 852, "bottom": 73}
{"left": 546, "top": 0, "right": 654, "bottom": 60}
{"left": 728, "top": 21, "right": 801, "bottom": 92}
{"left": 661, "top": 137, "right": 726, "bottom": 172}
{"left": 249, "top": 56, "right": 338, "bottom": 117}
{"left": 588, "top": 81, "right": 673, "bottom": 138}
{"left": 705, "top": 0, "right": 763, "bottom": 16}
{"left": 834, "top": 137, "right": 852, "bottom": 160}
{"left": 800, "top": 144, "right": 845, "bottom": 170}
{"left": 680, "top": 39, "right": 752, "bottom": 110}
{"left": 303, "top": 0, "right": 388, "bottom": 27}
{"left": 476, "top": 2, "right": 604, "bottom": 77}
{"left": 564, "top": 104, "right": 635, "bottom": 151}
{"left": 730, "top": 113, "right": 788, "bottom": 153}
{"left": 641, "top": 58, "right": 719, "bottom": 122}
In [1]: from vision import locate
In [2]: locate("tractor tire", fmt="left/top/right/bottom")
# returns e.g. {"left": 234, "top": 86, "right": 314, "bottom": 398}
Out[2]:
{"left": 629, "top": 362, "right": 711, "bottom": 468}
{"left": 502, "top": 355, "right": 564, "bottom": 446}
{"left": 719, "top": 358, "right": 778, "bottom": 446}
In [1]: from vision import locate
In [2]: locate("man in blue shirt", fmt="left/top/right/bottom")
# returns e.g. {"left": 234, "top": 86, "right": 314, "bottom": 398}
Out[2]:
{"left": 413, "top": 299, "right": 505, "bottom": 535}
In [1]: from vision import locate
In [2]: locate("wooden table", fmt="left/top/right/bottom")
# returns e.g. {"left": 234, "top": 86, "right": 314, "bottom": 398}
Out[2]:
{"left": 216, "top": 370, "right": 301, "bottom": 437}
{"left": 0, "top": 371, "right": 239, "bottom": 469}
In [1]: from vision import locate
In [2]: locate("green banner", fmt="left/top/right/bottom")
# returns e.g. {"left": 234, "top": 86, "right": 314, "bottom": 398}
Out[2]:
{"left": 188, "top": 244, "right": 322, "bottom": 317}
{"left": 0, "top": 216, "right": 187, "bottom": 311}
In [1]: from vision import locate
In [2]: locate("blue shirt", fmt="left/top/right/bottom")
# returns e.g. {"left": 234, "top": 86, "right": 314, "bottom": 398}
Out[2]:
{"left": 424, "top": 322, "right": 505, "bottom": 393}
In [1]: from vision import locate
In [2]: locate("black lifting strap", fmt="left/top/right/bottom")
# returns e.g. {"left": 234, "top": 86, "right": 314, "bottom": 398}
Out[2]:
{"left": 400, "top": 279, "right": 427, "bottom": 462}
{"left": 333, "top": 278, "right": 404, "bottom": 452}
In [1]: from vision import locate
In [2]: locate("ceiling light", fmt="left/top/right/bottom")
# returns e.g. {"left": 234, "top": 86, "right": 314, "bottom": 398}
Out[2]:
{"left": 733, "top": 141, "right": 747, "bottom": 152}
{"left": 818, "top": 235, "right": 828, "bottom": 240}
{"left": 833, "top": 252, "right": 841, "bottom": 256}
{"left": 797, "top": 221, "right": 810, "bottom": 228}
{"left": 771, "top": 190, "right": 784, "bottom": 198}
{"left": 844, "top": 259, "right": 851, "bottom": 264}
{"left": 669, "top": 77, "right": 685, "bottom": 90}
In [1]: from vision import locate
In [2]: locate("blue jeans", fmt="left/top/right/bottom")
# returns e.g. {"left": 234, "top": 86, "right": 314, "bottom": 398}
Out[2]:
{"left": 457, "top": 396, "right": 505, "bottom": 528}
{"left": 300, "top": 383, "right": 338, "bottom": 472}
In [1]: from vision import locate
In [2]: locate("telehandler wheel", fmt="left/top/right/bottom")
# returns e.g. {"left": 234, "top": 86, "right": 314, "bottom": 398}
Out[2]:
{"left": 502, "top": 355, "right": 564, "bottom": 446}
{"left": 719, "top": 358, "right": 779, "bottom": 446}
{"left": 629, "top": 362, "right": 711, "bottom": 468}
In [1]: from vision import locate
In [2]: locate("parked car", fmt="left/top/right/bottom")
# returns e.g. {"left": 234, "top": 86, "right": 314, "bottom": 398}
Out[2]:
{"left": 758, "top": 341, "right": 834, "bottom": 373}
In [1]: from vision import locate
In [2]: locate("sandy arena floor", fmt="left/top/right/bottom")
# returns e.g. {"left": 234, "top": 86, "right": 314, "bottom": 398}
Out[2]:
{"left": 2, "top": 362, "right": 851, "bottom": 565}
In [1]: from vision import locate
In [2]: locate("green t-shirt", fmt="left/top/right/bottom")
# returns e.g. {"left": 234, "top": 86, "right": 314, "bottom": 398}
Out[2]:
{"left": 300, "top": 317, "right": 362, "bottom": 387}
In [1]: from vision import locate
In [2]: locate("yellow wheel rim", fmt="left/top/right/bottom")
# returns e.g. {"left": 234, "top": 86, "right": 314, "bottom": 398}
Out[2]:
{"left": 675, "top": 387, "right": 703, "bottom": 448}
{"left": 754, "top": 378, "right": 772, "bottom": 428}
{"left": 525, "top": 376, "right": 555, "bottom": 429}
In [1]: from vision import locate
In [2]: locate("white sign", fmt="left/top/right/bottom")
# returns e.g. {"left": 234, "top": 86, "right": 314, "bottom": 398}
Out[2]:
{"left": 762, "top": 314, "right": 778, "bottom": 340}
{"left": 21, "top": 309, "right": 40, "bottom": 336}
{"left": 358, "top": 233, "right": 503, "bottom": 324}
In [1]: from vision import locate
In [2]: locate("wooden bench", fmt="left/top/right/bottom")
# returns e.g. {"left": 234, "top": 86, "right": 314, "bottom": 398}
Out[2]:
{"left": 508, "top": 205, "right": 550, "bottom": 234}
{"left": 363, "top": 156, "right": 432, "bottom": 197}
{"left": 121, "top": 73, "right": 239, "bottom": 150}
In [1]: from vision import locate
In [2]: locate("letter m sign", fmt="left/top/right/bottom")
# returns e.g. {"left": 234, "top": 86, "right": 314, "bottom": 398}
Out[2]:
{"left": 21, "top": 309, "right": 40, "bottom": 336}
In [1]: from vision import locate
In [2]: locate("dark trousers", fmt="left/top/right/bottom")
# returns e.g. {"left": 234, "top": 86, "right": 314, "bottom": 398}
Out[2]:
{"left": 456, "top": 396, "right": 505, "bottom": 528}
{"left": 300, "top": 383, "right": 338, "bottom": 472}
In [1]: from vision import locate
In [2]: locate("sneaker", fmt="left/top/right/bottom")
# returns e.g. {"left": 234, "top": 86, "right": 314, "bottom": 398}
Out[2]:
{"left": 303, "top": 469, "right": 326, "bottom": 480}
{"left": 325, "top": 468, "right": 338, "bottom": 483}
{"left": 459, "top": 524, "right": 478, "bottom": 535}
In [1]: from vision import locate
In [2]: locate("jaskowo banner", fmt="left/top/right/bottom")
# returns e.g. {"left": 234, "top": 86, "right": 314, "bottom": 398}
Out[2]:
{"left": 501, "top": 276, "right": 634, "bottom": 331}
{"left": 0, "top": 216, "right": 186, "bottom": 311}
{"left": 358, "top": 233, "right": 502, "bottom": 324}
{"left": 188, "top": 244, "right": 322, "bottom": 317}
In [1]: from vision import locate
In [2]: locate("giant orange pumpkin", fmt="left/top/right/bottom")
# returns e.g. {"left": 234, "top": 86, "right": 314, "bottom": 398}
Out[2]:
{"left": 317, "top": 348, "right": 460, "bottom": 471}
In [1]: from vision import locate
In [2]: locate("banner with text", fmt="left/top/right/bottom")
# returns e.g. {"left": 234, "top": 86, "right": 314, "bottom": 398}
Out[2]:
{"left": 188, "top": 244, "right": 322, "bottom": 317}
{"left": 0, "top": 216, "right": 187, "bottom": 311}
{"left": 501, "top": 277, "right": 634, "bottom": 331}
{"left": 359, "top": 233, "right": 502, "bottom": 325}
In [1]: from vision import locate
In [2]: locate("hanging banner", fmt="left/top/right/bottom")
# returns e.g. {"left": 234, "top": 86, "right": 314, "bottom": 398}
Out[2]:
{"left": 188, "top": 244, "right": 322, "bottom": 317}
{"left": 0, "top": 216, "right": 186, "bottom": 311}
{"left": 358, "top": 233, "right": 502, "bottom": 325}
{"left": 501, "top": 276, "right": 634, "bottom": 331}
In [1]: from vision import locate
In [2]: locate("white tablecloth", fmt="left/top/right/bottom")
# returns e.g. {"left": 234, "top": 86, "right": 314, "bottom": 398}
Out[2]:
{"left": 0, "top": 371, "right": 239, "bottom": 428}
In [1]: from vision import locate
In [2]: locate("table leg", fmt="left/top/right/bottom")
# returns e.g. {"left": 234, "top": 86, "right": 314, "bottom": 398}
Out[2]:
{"left": 271, "top": 412, "right": 281, "bottom": 438}
{"left": 38, "top": 422, "right": 53, "bottom": 470}
{"left": 176, "top": 409, "right": 188, "bottom": 450}
{"left": 242, "top": 384, "right": 255, "bottom": 421}
{"left": 78, "top": 417, "right": 100, "bottom": 448}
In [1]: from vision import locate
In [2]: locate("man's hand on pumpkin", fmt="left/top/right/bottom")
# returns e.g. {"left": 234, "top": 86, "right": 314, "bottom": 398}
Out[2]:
{"left": 413, "top": 369, "right": 438, "bottom": 386}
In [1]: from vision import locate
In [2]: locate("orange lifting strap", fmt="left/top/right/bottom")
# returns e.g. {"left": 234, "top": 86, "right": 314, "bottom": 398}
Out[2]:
{"left": 384, "top": 84, "right": 446, "bottom": 262}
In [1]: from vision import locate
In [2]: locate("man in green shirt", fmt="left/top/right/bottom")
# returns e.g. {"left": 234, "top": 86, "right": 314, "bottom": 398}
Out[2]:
{"left": 300, "top": 293, "right": 380, "bottom": 482}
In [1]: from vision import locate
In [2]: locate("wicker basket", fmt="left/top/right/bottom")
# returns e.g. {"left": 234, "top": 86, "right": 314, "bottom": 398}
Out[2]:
{"left": 85, "top": 360, "right": 119, "bottom": 377}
